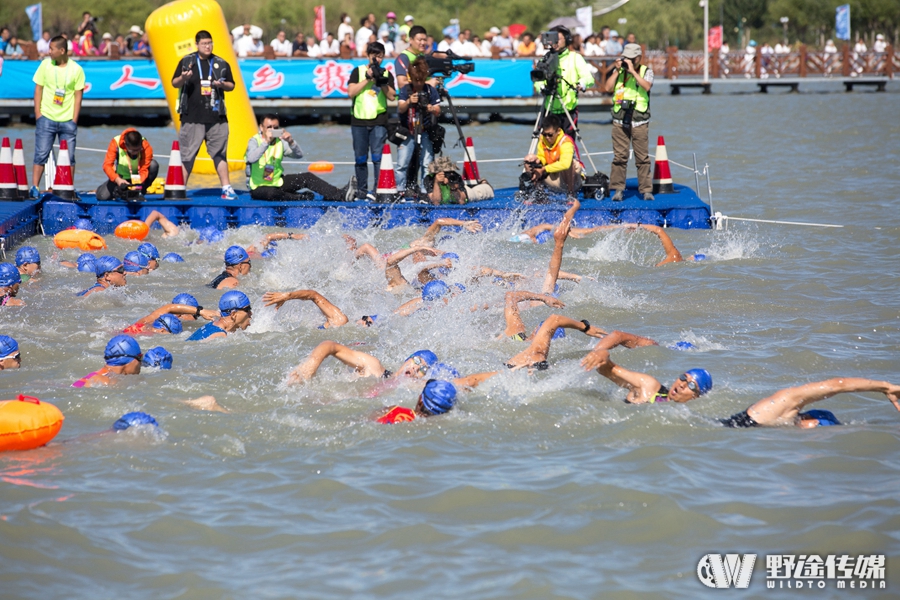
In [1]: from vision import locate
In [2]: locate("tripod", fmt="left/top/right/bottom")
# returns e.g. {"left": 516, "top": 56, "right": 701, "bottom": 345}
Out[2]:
{"left": 527, "top": 78, "right": 600, "bottom": 175}
{"left": 434, "top": 77, "right": 476, "bottom": 170}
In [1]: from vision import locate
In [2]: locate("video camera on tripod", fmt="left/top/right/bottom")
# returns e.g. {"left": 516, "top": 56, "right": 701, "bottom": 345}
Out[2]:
{"left": 426, "top": 50, "right": 475, "bottom": 77}
{"left": 531, "top": 33, "right": 561, "bottom": 86}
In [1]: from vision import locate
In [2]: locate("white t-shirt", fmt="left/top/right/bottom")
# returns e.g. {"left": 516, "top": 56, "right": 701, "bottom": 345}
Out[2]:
{"left": 355, "top": 27, "right": 373, "bottom": 56}
{"left": 235, "top": 35, "right": 259, "bottom": 57}
{"left": 437, "top": 39, "right": 452, "bottom": 53}
{"left": 853, "top": 41, "right": 867, "bottom": 53}
{"left": 337, "top": 23, "right": 354, "bottom": 43}
{"left": 270, "top": 38, "right": 292, "bottom": 56}
{"left": 37, "top": 38, "right": 51, "bottom": 54}
{"left": 320, "top": 39, "right": 340, "bottom": 55}
{"left": 873, "top": 40, "right": 886, "bottom": 52}
{"left": 307, "top": 43, "right": 322, "bottom": 58}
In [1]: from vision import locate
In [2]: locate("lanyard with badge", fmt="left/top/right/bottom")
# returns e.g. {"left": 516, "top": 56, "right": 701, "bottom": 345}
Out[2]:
{"left": 125, "top": 150, "right": 142, "bottom": 185}
{"left": 197, "top": 55, "right": 212, "bottom": 97}
{"left": 53, "top": 61, "right": 71, "bottom": 106}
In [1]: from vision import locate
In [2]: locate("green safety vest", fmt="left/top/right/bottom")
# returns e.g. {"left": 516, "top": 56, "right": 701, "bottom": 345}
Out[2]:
{"left": 248, "top": 134, "right": 284, "bottom": 190}
{"left": 537, "top": 49, "right": 595, "bottom": 113}
{"left": 400, "top": 49, "right": 420, "bottom": 75}
{"left": 114, "top": 135, "right": 143, "bottom": 183}
{"left": 352, "top": 65, "right": 388, "bottom": 120}
{"left": 612, "top": 64, "right": 650, "bottom": 115}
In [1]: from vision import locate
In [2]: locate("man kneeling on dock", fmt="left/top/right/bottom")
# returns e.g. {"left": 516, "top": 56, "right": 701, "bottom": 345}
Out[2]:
{"left": 96, "top": 128, "right": 159, "bottom": 200}
{"left": 521, "top": 115, "right": 583, "bottom": 199}
{"left": 245, "top": 114, "right": 356, "bottom": 201}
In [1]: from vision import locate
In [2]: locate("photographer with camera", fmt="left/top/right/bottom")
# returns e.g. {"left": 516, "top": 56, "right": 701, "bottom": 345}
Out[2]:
{"left": 348, "top": 41, "right": 396, "bottom": 201}
{"left": 96, "top": 129, "right": 159, "bottom": 201}
{"left": 396, "top": 57, "right": 442, "bottom": 195}
{"left": 604, "top": 43, "right": 654, "bottom": 202}
{"left": 521, "top": 115, "right": 583, "bottom": 198}
{"left": 533, "top": 26, "right": 594, "bottom": 141}
{"left": 423, "top": 157, "right": 467, "bottom": 205}
{"left": 77, "top": 12, "right": 99, "bottom": 40}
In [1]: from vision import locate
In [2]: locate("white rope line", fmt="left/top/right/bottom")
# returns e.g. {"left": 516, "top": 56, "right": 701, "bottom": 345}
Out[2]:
{"left": 719, "top": 215, "right": 843, "bottom": 228}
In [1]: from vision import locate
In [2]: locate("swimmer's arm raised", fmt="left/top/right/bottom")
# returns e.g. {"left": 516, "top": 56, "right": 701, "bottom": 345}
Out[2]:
{"left": 452, "top": 371, "right": 500, "bottom": 390}
{"left": 262, "top": 290, "right": 349, "bottom": 327}
{"left": 638, "top": 224, "right": 683, "bottom": 266}
{"left": 137, "top": 303, "right": 208, "bottom": 325}
{"left": 394, "top": 297, "right": 423, "bottom": 317}
{"left": 385, "top": 246, "right": 439, "bottom": 267}
{"left": 749, "top": 378, "right": 900, "bottom": 425}
{"left": 287, "top": 341, "right": 385, "bottom": 384}
{"left": 591, "top": 329, "right": 658, "bottom": 351}
{"left": 581, "top": 349, "right": 660, "bottom": 401}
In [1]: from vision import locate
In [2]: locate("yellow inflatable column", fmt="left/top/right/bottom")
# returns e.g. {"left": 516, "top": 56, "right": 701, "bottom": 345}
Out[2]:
{"left": 145, "top": 0, "right": 255, "bottom": 174}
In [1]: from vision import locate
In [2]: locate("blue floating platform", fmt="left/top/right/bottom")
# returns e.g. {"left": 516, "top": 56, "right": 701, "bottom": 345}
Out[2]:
{"left": 35, "top": 178, "right": 710, "bottom": 239}
{"left": 0, "top": 199, "right": 42, "bottom": 255}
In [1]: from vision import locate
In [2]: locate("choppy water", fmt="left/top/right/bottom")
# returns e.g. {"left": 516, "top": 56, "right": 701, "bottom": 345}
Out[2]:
{"left": 1, "top": 90, "right": 899, "bottom": 598}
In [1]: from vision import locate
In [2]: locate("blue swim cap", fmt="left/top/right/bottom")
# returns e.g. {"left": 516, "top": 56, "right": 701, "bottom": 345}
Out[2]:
{"left": 15, "top": 246, "right": 40, "bottom": 266}
{"left": 0, "top": 263, "right": 22, "bottom": 286}
{"left": 162, "top": 253, "right": 184, "bottom": 263}
{"left": 539, "top": 320, "right": 566, "bottom": 339}
{"left": 509, "top": 233, "right": 530, "bottom": 243}
{"left": 535, "top": 230, "right": 553, "bottom": 244}
{"left": 406, "top": 350, "right": 438, "bottom": 370}
{"left": 803, "top": 409, "right": 840, "bottom": 427}
{"left": 219, "top": 290, "right": 251, "bottom": 314}
{"left": 0, "top": 335, "right": 19, "bottom": 359}
{"left": 172, "top": 293, "right": 199, "bottom": 307}
{"left": 670, "top": 341, "right": 697, "bottom": 351}
{"left": 224, "top": 245, "right": 249, "bottom": 266}
{"left": 261, "top": 248, "right": 277, "bottom": 258}
{"left": 123, "top": 251, "right": 149, "bottom": 273}
{"left": 693, "top": 253, "right": 707, "bottom": 262}
{"left": 685, "top": 368, "right": 713, "bottom": 396}
{"left": 104, "top": 335, "right": 142, "bottom": 367}
{"left": 420, "top": 380, "right": 457, "bottom": 415}
{"left": 430, "top": 362, "right": 460, "bottom": 381}
{"left": 94, "top": 256, "right": 123, "bottom": 278}
{"left": 198, "top": 226, "right": 224, "bottom": 243}
{"left": 74, "top": 218, "right": 94, "bottom": 231}
{"left": 442, "top": 252, "right": 459, "bottom": 261}
{"left": 142, "top": 346, "right": 173, "bottom": 370}
{"left": 422, "top": 280, "right": 451, "bottom": 301}
{"left": 77, "top": 253, "right": 97, "bottom": 272}
{"left": 113, "top": 411, "right": 158, "bottom": 431}
{"left": 152, "top": 314, "right": 183, "bottom": 335}
{"left": 137, "top": 242, "right": 160, "bottom": 260}
{"left": 453, "top": 283, "right": 466, "bottom": 293}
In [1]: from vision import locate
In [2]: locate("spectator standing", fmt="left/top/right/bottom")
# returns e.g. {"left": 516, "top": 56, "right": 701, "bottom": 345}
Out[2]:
{"left": 379, "top": 13, "right": 400, "bottom": 44}
{"left": 492, "top": 26, "right": 515, "bottom": 57}
{"left": 437, "top": 32, "right": 453, "bottom": 53}
{"left": 625, "top": 33, "right": 636, "bottom": 44}
{"left": 270, "top": 31, "right": 292, "bottom": 57}
{"left": 348, "top": 41, "right": 396, "bottom": 200}
{"left": 518, "top": 32, "right": 537, "bottom": 57}
{"left": 873, "top": 34, "right": 886, "bottom": 53}
{"left": 355, "top": 16, "right": 375, "bottom": 58}
{"left": 378, "top": 30, "right": 395, "bottom": 57}
{"left": 583, "top": 34, "right": 601, "bottom": 56}
{"left": 31, "top": 35, "right": 84, "bottom": 197}
{"left": 823, "top": 39, "right": 838, "bottom": 76}
{"left": 99, "top": 33, "right": 114, "bottom": 56}
{"left": 852, "top": 39, "right": 867, "bottom": 75}
{"left": 0, "top": 27, "right": 9, "bottom": 54}
{"left": 534, "top": 26, "right": 594, "bottom": 141}
{"left": 604, "top": 43, "right": 654, "bottom": 202}
{"left": 235, "top": 25, "right": 263, "bottom": 57}
{"left": 396, "top": 32, "right": 409, "bottom": 55}
{"left": 340, "top": 33, "right": 356, "bottom": 58}
{"left": 337, "top": 14, "right": 354, "bottom": 42}
{"left": 37, "top": 31, "right": 51, "bottom": 56}
{"left": 115, "top": 34, "right": 127, "bottom": 56}
{"left": 126, "top": 26, "right": 143, "bottom": 53}
{"left": 292, "top": 33, "right": 309, "bottom": 57}
{"left": 400, "top": 16, "right": 414, "bottom": 38}
{"left": 396, "top": 57, "right": 442, "bottom": 194}
{"left": 606, "top": 30, "right": 622, "bottom": 55}
{"left": 133, "top": 33, "right": 151, "bottom": 58}
{"left": 483, "top": 27, "right": 499, "bottom": 56}
{"left": 170, "top": 30, "right": 237, "bottom": 199}
{"left": 77, "top": 12, "right": 98, "bottom": 40}
{"left": 598, "top": 26, "right": 610, "bottom": 55}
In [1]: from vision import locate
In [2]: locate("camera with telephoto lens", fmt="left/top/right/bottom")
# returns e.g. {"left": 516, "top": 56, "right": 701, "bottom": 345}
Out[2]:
{"left": 531, "top": 46, "right": 560, "bottom": 84}
{"left": 426, "top": 50, "right": 475, "bottom": 76}
{"left": 370, "top": 62, "right": 389, "bottom": 87}
{"left": 619, "top": 99, "right": 636, "bottom": 128}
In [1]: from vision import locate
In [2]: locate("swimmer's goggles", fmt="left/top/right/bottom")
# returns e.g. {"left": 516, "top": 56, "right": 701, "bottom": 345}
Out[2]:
{"left": 223, "top": 307, "right": 252, "bottom": 317}
{"left": 1, "top": 352, "right": 21, "bottom": 362}
{"left": 679, "top": 373, "right": 699, "bottom": 393}
{"left": 410, "top": 356, "right": 430, "bottom": 377}
{"left": 105, "top": 352, "right": 143, "bottom": 363}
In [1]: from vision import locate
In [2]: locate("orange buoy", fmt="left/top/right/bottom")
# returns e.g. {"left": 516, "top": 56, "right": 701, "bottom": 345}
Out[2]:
{"left": 307, "top": 161, "right": 334, "bottom": 173}
{"left": 53, "top": 229, "right": 107, "bottom": 251}
{"left": 114, "top": 220, "right": 150, "bottom": 241}
{"left": 0, "top": 395, "right": 64, "bottom": 452}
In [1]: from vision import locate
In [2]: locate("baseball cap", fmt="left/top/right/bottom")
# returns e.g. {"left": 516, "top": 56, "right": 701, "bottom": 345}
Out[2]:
{"left": 219, "top": 290, "right": 251, "bottom": 314}
{"left": 224, "top": 245, "right": 250, "bottom": 266}
{"left": 405, "top": 15, "right": 414, "bottom": 22}
{"left": 123, "top": 251, "right": 149, "bottom": 273}
{"left": 142, "top": 346, "right": 173, "bottom": 369}
{"left": 137, "top": 242, "right": 160, "bottom": 260}
{"left": 0, "top": 335, "right": 19, "bottom": 359}
{"left": 113, "top": 411, "right": 157, "bottom": 431}
{"left": 104, "top": 335, "right": 142, "bottom": 367}
{"left": 420, "top": 380, "right": 457, "bottom": 415}
{"left": 152, "top": 314, "right": 183, "bottom": 335}
{"left": 622, "top": 43, "right": 642, "bottom": 58}
{"left": 15, "top": 246, "right": 40, "bottom": 266}
{"left": 684, "top": 368, "right": 713, "bottom": 396}
{"left": 0, "top": 263, "right": 22, "bottom": 286}
{"left": 387, "top": 11, "right": 396, "bottom": 18}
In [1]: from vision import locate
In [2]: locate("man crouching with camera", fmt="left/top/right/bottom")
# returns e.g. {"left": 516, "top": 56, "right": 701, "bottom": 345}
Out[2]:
{"left": 604, "top": 43, "right": 654, "bottom": 201}
{"left": 521, "top": 115, "right": 583, "bottom": 201}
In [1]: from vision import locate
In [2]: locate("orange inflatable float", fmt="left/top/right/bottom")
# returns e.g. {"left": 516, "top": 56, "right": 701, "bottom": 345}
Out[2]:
{"left": 114, "top": 220, "right": 150, "bottom": 241}
{"left": 53, "top": 229, "right": 107, "bottom": 251}
{"left": 0, "top": 395, "right": 64, "bottom": 452}
{"left": 307, "top": 161, "right": 334, "bottom": 173}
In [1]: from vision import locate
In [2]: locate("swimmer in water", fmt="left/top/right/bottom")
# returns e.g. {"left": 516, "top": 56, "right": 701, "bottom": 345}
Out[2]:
{"left": 59, "top": 252, "right": 96, "bottom": 271}
{"left": 0, "top": 263, "right": 24, "bottom": 306}
{"left": 15, "top": 246, "right": 41, "bottom": 283}
{"left": 77, "top": 256, "right": 126, "bottom": 297}
{"left": 504, "top": 313, "right": 610, "bottom": 370}
{"left": 246, "top": 231, "right": 309, "bottom": 258}
{"left": 347, "top": 238, "right": 441, "bottom": 290}
{"left": 123, "top": 301, "right": 219, "bottom": 334}
{"left": 579, "top": 331, "right": 709, "bottom": 403}
{"left": 409, "top": 218, "right": 483, "bottom": 251}
{"left": 262, "top": 289, "right": 349, "bottom": 328}
{"left": 142, "top": 210, "right": 180, "bottom": 237}
{"left": 286, "top": 344, "right": 438, "bottom": 384}
{"left": 72, "top": 335, "right": 144, "bottom": 388}
{"left": 0, "top": 335, "right": 22, "bottom": 370}
{"left": 208, "top": 246, "right": 251, "bottom": 289}
{"left": 376, "top": 379, "right": 458, "bottom": 423}
{"left": 720, "top": 378, "right": 900, "bottom": 428}
{"left": 394, "top": 279, "right": 468, "bottom": 316}
{"left": 123, "top": 251, "right": 150, "bottom": 276}
{"left": 575, "top": 223, "right": 706, "bottom": 266}
{"left": 171, "top": 293, "right": 203, "bottom": 321}
{"left": 502, "top": 291, "right": 567, "bottom": 341}
{"left": 186, "top": 291, "right": 253, "bottom": 341}
{"left": 137, "top": 242, "right": 160, "bottom": 270}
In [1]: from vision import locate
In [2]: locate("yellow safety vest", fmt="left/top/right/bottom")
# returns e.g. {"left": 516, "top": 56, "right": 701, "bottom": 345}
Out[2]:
{"left": 114, "top": 135, "right": 143, "bottom": 184}
{"left": 612, "top": 65, "right": 650, "bottom": 115}
{"left": 352, "top": 65, "right": 388, "bottom": 120}
{"left": 248, "top": 134, "right": 284, "bottom": 190}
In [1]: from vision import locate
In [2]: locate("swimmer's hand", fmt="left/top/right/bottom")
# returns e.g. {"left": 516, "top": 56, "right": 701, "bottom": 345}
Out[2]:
{"left": 886, "top": 384, "right": 900, "bottom": 412}
{"left": 262, "top": 291, "right": 293, "bottom": 310}
{"left": 545, "top": 297, "right": 566, "bottom": 309}
{"left": 182, "top": 395, "right": 229, "bottom": 413}
{"left": 463, "top": 221, "right": 482, "bottom": 234}
{"left": 580, "top": 348, "right": 610, "bottom": 371}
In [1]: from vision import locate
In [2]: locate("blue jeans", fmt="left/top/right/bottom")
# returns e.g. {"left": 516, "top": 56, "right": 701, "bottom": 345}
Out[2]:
{"left": 396, "top": 131, "right": 434, "bottom": 192}
{"left": 351, "top": 125, "right": 387, "bottom": 198}
{"left": 34, "top": 116, "right": 77, "bottom": 165}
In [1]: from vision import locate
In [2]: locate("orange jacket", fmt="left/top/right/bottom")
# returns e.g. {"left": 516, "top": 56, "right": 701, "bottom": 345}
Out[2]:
{"left": 103, "top": 128, "right": 154, "bottom": 182}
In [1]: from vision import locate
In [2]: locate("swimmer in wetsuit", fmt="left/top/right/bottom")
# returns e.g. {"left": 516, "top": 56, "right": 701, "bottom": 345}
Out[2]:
{"left": 208, "top": 246, "right": 251, "bottom": 289}
{"left": 262, "top": 288, "right": 349, "bottom": 329}
{"left": 15, "top": 247, "right": 41, "bottom": 283}
{"left": 0, "top": 263, "right": 24, "bottom": 306}
{"left": 580, "top": 330, "right": 711, "bottom": 403}
{"left": 72, "top": 335, "right": 144, "bottom": 388}
{"left": 186, "top": 291, "right": 253, "bottom": 341}
{"left": 0, "top": 335, "right": 22, "bottom": 370}
{"left": 77, "top": 256, "right": 127, "bottom": 297}
{"left": 286, "top": 343, "right": 437, "bottom": 384}
{"left": 720, "top": 378, "right": 900, "bottom": 428}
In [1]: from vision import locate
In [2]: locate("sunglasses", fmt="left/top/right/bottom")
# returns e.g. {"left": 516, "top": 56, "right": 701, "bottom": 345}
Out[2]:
{"left": 679, "top": 373, "right": 699, "bottom": 393}
{"left": 113, "top": 266, "right": 126, "bottom": 275}
{"left": 542, "top": 131, "right": 555, "bottom": 138}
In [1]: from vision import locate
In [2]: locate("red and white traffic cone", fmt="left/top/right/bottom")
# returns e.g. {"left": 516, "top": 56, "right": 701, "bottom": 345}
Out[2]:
{"left": 652, "top": 135, "right": 675, "bottom": 194}
{"left": 12, "top": 139, "right": 28, "bottom": 199}
{"left": 52, "top": 140, "right": 76, "bottom": 199}
{"left": 163, "top": 140, "right": 187, "bottom": 199}
{"left": 375, "top": 143, "right": 398, "bottom": 202}
{"left": 462, "top": 136, "right": 480, "bottom": 185}
{"left": 0, "top": 138, "right": 17, "bottom": 199}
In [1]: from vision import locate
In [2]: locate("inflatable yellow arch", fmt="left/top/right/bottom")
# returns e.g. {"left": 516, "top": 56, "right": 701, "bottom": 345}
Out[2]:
{"left": 145, "top": 0, "right": 256, "bottom": 174}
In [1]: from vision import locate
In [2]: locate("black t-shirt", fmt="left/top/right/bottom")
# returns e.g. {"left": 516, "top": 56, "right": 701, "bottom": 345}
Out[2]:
{"left": 172, "top": 54, "right": 235, "bottom": 124}
{"left": 292, "top": 40, "right": 308, "bottom": 55}
{"left": 348, "top": 66, "right": 395, "bottom": 127}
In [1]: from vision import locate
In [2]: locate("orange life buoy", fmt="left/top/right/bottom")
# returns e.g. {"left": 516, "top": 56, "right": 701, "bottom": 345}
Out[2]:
{"left": 53, "top": 229, "right": 107, "bottom": 251}
{"left": 114, "top": 220, "right": 150, "bottom": 241}
{"left": 0, "top": 395, "right": 64, "bottom": 452}
{"left": 307, "top": 161, "right": 334, "bottom": 173}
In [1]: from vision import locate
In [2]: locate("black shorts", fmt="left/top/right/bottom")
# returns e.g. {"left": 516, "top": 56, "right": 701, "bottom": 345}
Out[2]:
{"left": 721, "top": 410, "right": 759, "bottom": 428}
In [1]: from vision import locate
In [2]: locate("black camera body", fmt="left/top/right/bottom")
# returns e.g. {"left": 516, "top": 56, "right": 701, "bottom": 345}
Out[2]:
{"left": 427, "top": 50, "right": 475, "bottom": 77}
{"left": 530, "top": 50, "right": 559, "bottom": 84}
{"left": 619, "top": 99, "right": 636, "bottom": 128}
{"left": 540, "top": 31, "right": 558, "bottom": 48}
{"left": 370, "top": 62, "right": 390, "bottom": 87}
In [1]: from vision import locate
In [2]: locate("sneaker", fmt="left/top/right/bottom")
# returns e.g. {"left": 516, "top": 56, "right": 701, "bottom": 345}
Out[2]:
{"left": 611, "top": 190, "right": 624, "bottom": 202}
{"left": 344, "top": 176, "right": 358, "bottom": 201}
{"left": 221, "top": 186, "right": 237, "bottom": 200}
{"left": 642, "top": 192, "right": 655, "bottom": 201}
{"left": 366, "top": 191, "right": 376, "bottom": 202}
{"left": 28, "top": 185, "right": 40, "bottom": 199}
